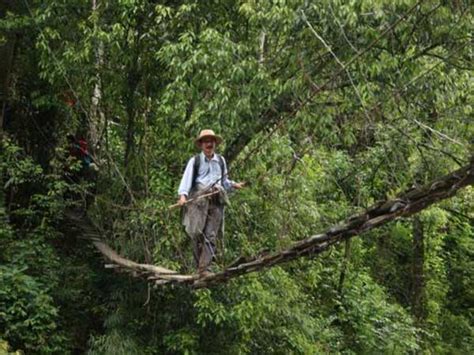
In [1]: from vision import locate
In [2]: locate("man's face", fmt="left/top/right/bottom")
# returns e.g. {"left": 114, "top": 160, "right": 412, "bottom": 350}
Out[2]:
{"left": 200, "top": 137, "right": 216, "bottom": 156}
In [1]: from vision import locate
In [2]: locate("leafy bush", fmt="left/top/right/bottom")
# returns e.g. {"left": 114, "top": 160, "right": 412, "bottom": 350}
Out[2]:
{"left": 0, "top": 266, "right": 64, "bottom": 352}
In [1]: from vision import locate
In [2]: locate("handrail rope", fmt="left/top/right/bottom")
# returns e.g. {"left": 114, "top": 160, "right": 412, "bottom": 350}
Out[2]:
{"left": 20, "top": 0, "right": 467, "bottom": 222}
{"left": 17, "top": 0, "right": 470, "bottom": 288}
{"left": 212, "top": 51, "right": 470, "bottom": 262}
{"left": 181, "top": 0, "right": 432, "bottom": 199}
{"left": 232, "top": 0, "right": 427, "bottom": 172}
{"left": 221, "top": 42, "right": 471, "bottom": 257}
{"left": 20, "top": 0, "right": 140, "bottom": 207}
{"left": 22, "top": 0, "right": 469, "bottom": 231}
{"left": 240, "top": 32, "right": 471, "bottom": 195}
{"left": 22, "top": 0, "right": 462, "bottom": 220}
{"left": 23, "top": 0, "right": 425, "bottom": 197}
{"left": 23, "top": 0, "right": 139, "bottom": 205}
{"left": 235, "top": 41, "right": 470, "bottom": 192}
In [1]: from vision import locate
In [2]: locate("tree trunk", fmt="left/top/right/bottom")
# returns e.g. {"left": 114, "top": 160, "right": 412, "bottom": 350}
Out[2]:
{"left": 411, "top": 215, "right": 426, "bottom": 325}
{"left": 123, "top": 56, "right": 141, "bottom": 166}
{"left": 0, "top": 0, "right": 16, "bottom": 131}
{"left": 337, "top": 239, "right": 352, "bottom": 294}
{"left": 124, "top": 83, "right": 137, "bottom": 166}
{"left": 89, "top": 0, "right": 104, "bottom": 151}
{"left": 223, "top": 93, "right": 293, "bottom": 163}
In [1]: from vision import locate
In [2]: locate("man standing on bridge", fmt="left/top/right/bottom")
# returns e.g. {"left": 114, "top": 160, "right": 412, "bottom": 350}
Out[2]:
{"left": 177, "top": 129, "right": 244, "bottom": 276}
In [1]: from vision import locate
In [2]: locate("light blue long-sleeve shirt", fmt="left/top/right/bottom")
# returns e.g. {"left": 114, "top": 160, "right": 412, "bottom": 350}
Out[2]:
{"left": 178, "top": 152, "right": 234, "bottom": 196}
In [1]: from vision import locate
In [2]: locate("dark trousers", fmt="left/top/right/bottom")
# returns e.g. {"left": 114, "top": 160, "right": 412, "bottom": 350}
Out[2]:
{"left": 192, "top": 198, "right": 223, "bottom": 272}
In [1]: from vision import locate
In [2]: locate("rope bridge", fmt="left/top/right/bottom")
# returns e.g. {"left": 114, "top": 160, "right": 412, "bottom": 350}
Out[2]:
{"left": 67, "top": 157, "right": 473, "bottom": 289}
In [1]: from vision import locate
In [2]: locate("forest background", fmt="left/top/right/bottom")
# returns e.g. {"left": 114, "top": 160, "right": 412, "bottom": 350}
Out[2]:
{"left": 1, "top": 0, "right": 473, "bottom": 353}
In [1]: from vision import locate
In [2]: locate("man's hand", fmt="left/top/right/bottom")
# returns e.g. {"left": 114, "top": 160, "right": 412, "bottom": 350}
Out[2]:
{"left": 233, "top": 182, "right": 245, "bottom": 190}
{"left": 177, "top": 195, "right": 187, "bottom": 206}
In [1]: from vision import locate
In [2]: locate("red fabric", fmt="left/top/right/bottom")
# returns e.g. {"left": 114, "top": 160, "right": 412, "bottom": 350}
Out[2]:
{"left": 69, "top": 138, "right": 89, "bottom": 159}
{"left": 78, "top": 139, "right": 89, "bottom": 156}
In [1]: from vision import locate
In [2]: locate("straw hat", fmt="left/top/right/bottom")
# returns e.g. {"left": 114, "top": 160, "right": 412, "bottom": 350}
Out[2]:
{"left": 194, "top": 129, "right": 223, "bottom": 146}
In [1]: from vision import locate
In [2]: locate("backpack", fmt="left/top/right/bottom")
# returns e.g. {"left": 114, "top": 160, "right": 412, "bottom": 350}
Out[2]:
{"left": 191, "top": 154, "right": 225, "bottom": 189}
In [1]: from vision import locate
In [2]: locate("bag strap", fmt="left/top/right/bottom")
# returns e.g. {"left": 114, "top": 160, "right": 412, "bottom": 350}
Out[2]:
{"left": 191, "top": 154, "right": 201, "bottom": 189}
{"left": 217, "top": 154, "right": 225, "bottom": 183}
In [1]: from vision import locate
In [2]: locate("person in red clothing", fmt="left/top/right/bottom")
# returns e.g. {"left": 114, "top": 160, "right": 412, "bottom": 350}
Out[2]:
{"left": 65, "top": 134, "right": 98, "bottom": 206}
{"left": 67, "top": 134, "right": 94, "bottom": 168}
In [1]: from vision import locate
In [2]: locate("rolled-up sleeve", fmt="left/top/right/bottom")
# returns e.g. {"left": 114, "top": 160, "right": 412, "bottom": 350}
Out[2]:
{"left": 221, "top": 157, "right": 235, "bottom": 192}
{"left": 178, "top": 157, "right": 195, "bottom": 196}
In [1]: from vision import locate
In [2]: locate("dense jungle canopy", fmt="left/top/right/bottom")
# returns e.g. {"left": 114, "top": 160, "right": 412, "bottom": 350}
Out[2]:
{"left": 1, "top": 0, "right": 473, "bottom": 353}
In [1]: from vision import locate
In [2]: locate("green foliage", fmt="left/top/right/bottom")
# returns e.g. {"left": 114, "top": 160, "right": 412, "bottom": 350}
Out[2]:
{"left": 0, "top": 265, "right": 64, "bottom": 352}
{"left": 1, "top": 0, "right": 472, "bottom": 353}
{"left": 338, "top": 272, "right": 420, "bottom": 353}
{"left": 0, "top": 179, "right": 64, "bottom": 352}
{"left": 1, "top": 138, "right": 108, "bottom": 353}
{"left": 0, "top": 339, "right": 22, "bottom": 355}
